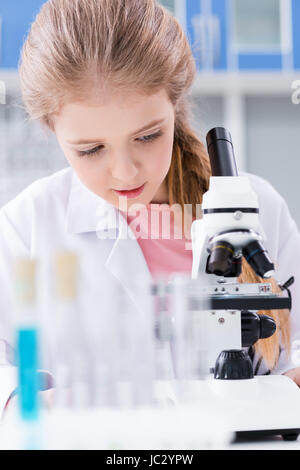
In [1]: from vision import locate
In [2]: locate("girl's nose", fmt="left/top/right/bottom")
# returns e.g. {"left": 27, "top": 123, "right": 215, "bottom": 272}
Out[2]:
{"left": 110, "top": 154, "right": 139, "bottom": 182}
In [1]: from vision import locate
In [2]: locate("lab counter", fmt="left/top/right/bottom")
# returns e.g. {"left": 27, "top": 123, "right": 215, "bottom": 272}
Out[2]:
{"left": 1, "top": 378, "right": 300, "bottom": 450}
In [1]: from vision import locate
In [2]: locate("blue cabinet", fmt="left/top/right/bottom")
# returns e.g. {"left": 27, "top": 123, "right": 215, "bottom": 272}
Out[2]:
{"left": 230, "top": 0, "right": 289, "bottom": 71}
{"left": 186, "top": 0, "right": 297, "bottom": 72}
{"left": 185, "top": 0, "right": 230, "bottom": 71}
{"left": 210, "top": 0, "right": 228, "bottom": 70}
{"left": 159, "top": 0, "right": 176, "bottom": 15}
{"left": 186, "top": 0, "right": 226, "bottom": 71}
{"left": 0, "top": 0, "right": 45, "bottom": 69}
{"left": 1, "top": 0, "right": 300, "bottom": 71}
{"left": 292, "top": 0, "right": 300, "bottom": 69}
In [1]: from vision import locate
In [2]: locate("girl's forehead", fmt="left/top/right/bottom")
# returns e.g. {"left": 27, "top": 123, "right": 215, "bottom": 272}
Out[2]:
{"left": 53, "top": 90, "right": 174, "bottom": 136}
{"left": 77, "top": 87, "right": 170, "bottom": 108}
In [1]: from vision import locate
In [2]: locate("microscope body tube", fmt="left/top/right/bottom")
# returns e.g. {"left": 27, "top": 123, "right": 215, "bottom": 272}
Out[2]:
{"left": 206, "top": 128, "right": 238, "bottom": 177}
{"left": 191, "top": 176, "right": 262, "bottom": 281}
{"left": 192, "top": 127, "right": 275, "bottom": 280}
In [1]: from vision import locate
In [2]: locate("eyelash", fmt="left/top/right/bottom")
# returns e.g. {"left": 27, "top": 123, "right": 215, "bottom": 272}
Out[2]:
{"left": 77, "top": 130, "right": 163, "bottom": 158}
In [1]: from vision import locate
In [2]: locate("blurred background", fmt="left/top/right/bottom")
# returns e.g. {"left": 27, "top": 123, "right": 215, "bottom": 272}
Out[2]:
{"left": 0, "top": 0, "right": 300, "bottom": 226}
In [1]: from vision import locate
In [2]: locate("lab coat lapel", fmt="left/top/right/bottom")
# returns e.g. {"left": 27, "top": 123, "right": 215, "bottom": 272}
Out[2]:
{"left": 104, "top": 210, "right": 153, "bottom": 314}
{"left": 66, "top": 171, "right": 152, "bottom": 314}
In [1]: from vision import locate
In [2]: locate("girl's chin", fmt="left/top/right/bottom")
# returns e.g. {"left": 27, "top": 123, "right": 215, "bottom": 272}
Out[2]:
{"left": 110, "top": 193, "right": 149, "bottom": 211}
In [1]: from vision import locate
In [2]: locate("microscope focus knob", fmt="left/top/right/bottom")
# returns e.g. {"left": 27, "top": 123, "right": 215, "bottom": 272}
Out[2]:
{"left": 241, "top": 311, "right": 277, "bottom": 347}
{"left": 259, "top": 314, "right": 277, "bottom": 339}
{"left": 214, "top": 349, "right": 254, "bottom": 380}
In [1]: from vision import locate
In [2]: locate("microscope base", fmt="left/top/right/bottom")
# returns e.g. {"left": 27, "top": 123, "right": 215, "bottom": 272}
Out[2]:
{"left": 208, "top": 374, "right": 300, "bottom": 441}
{"left": 235, "top": 428, "right": 300, "bottom": 442}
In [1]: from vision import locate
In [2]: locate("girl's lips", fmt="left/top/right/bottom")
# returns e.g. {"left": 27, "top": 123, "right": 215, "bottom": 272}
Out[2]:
{"left": 113, "top": 183, "right": 145, "bottom": 199}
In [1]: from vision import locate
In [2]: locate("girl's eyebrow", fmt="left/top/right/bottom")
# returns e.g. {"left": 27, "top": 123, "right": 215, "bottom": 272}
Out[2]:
{"left": 67, "top": 117, "right": 166, "bottom": 145}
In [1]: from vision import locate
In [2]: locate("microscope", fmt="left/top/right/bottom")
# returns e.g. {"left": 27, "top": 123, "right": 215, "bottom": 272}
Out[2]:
{"left": 186, "top": 127, "right": 300, "bottom": 441}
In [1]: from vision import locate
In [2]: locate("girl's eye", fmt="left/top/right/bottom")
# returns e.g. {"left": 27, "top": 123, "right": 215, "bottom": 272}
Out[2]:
{"left": 77, "top": 130, "right": 163, "bottom": 157}
{"left": 137, "top": 130, "right": 163, "bottom": 144}
{"left": 77, "top": 145, "right": 104, "bottom": 157}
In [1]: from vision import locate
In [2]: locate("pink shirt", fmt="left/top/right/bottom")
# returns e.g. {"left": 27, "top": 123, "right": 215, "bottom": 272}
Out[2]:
{"left": 121, "top": 204, "right": 194, "bottom": 281}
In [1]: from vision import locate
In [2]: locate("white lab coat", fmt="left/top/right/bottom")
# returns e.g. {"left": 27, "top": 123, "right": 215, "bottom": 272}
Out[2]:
{"left": 0, "top": 166, "right": 300, "bottom": 412}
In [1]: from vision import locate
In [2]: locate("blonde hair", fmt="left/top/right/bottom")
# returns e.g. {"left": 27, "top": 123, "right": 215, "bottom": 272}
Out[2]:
{"left": 18, "top": 0, "right": 290, "bottom": 369}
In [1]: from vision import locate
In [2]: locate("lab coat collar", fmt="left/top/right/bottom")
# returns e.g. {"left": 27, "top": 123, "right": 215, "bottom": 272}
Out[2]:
{"left": 66, "top": 171, "right": 153, "bottom": 311}
{"left": 105, "top": 219, "right": 153, "bottom": 310}
{"left": 66, "top": 171, "right": 120, "bottom": 234}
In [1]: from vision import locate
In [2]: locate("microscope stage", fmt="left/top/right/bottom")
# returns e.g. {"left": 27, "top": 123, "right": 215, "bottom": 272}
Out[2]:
{"left": 189, "top": 294, "right": 291, "bottom": 311}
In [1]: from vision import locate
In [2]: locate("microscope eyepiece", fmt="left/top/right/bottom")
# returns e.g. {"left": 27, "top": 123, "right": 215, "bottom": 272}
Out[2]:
{"left": 206, "top": 127, "right": 238, "bottom": 177}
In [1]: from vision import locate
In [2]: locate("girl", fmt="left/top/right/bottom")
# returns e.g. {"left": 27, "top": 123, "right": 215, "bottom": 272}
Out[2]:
{"left": 1, "top": 0, "right": 300, "bottom": 411}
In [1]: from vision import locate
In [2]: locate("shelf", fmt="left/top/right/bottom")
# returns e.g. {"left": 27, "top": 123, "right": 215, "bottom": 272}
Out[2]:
{"left": 1, "top": 69, "right": 299, "bottom": 97}
{"left": 192, "top": 71, "right": 300, "bottom": 96}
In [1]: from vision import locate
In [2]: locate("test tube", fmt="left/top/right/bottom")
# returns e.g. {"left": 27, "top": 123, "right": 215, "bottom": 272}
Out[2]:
{"left": 169, "top": 275, "right": 189, "bottom": 382}
{"left": 91, "top": 278, "right": 155, "bottom": 409}
{"left": 14, "top": 258, "right": 40, "bottom": 422}
{"left": 153, "top": 279, "right": 175, "bottom": 382}
{"left": 129, "top": 279, "right": 155, "bottom": 407}
{"left": 92, "top": 283, "right": 120, "bottom": 409}
{"left": 53, "top": 252, "right": 92, "bottom": 409}
{"left": 169, "top": 275, "right": 210, "bottom": 403}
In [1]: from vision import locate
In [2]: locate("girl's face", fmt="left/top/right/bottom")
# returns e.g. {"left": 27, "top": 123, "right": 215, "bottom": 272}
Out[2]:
{"left": 53, "top": 88, "right": 175, "bottom": 209}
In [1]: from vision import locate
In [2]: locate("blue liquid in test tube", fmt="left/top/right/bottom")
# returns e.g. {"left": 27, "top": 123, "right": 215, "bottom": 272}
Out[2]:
{"left": 17, "top": 327, "right": 39, "bottom": 421}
